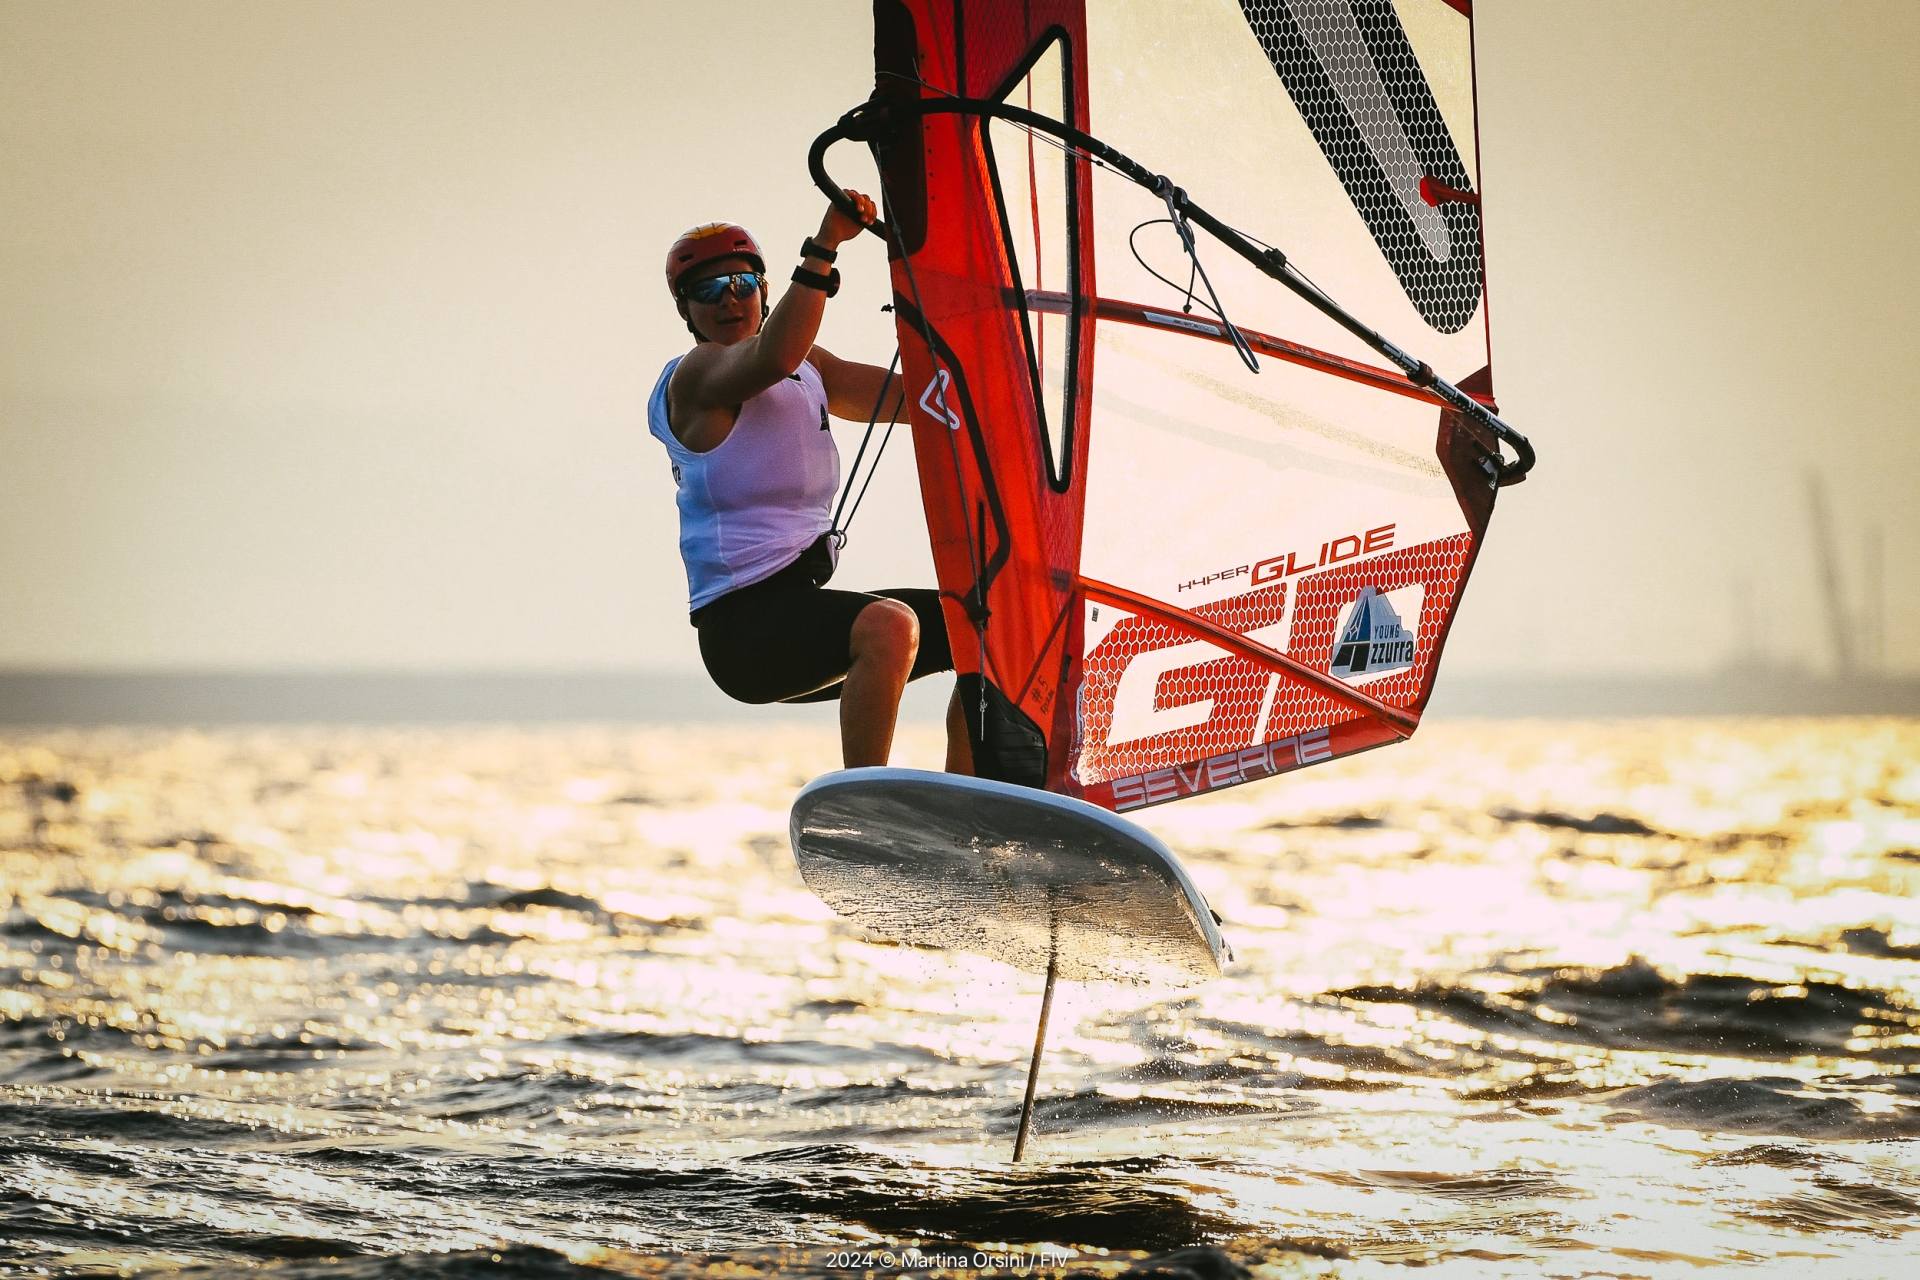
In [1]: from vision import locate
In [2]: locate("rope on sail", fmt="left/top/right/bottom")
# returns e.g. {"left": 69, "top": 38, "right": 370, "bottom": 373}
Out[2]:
{"left": 827, "top": 347, "right": 901, "bottom": 549}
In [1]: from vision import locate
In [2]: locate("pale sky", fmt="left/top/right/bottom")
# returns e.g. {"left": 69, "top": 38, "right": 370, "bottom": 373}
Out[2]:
{"left": 2, "top": 1, "right": 1913, "bottom": 677}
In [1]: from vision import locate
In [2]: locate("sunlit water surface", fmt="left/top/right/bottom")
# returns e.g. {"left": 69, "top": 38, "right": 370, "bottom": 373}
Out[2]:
{"left": 2, "top": 719, "right": 1918, "bottom": 1278}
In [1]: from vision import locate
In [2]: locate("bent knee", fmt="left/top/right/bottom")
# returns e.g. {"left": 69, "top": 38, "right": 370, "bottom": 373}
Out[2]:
{"left": 850, "top": 597, "right": 919, "bottom": 660}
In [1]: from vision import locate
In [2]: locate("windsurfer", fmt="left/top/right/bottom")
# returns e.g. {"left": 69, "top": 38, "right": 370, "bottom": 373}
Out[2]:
{"left": 648, "top": 192, "right": 972, "bottom": 773}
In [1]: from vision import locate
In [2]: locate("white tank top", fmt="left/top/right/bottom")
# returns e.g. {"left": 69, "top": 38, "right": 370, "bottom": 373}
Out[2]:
{"left": 648, "top": 355, "right": 840, "bottom": 610}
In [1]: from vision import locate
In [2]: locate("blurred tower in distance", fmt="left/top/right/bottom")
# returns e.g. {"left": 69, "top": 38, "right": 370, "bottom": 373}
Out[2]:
{"left": 1804, "top": 472, "right": 1856, "bottom": 677}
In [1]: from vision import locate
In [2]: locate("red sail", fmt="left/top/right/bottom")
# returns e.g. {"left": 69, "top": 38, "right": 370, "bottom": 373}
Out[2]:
{"left": 870, "top": 0, "right": 1506, "bottom": 811}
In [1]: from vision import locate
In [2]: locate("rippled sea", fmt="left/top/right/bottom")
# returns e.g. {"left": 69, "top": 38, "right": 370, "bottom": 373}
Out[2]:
{"left": 3, "top": 719, "right": 1918, "bottom": 1278}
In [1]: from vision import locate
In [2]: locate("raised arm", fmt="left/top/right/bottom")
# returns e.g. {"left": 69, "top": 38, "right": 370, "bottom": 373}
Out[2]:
{"left": 808, "top": 346, "right": 909, "bottom": 424}
{"left": 667, "top": 191, "right": 874, "bottom": 451}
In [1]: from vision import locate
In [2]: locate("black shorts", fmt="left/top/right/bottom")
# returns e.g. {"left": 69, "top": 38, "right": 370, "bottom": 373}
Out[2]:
{"left": 691, "top": 536, "right": 955, "bottom": 705}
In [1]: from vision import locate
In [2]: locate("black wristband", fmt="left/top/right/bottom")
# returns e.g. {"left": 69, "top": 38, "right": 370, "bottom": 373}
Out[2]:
{"left": 790, "top": 265, "right": 841, "bottom": 297}
{"left": 800, "top": 237, "right": 838, "bottom": 264}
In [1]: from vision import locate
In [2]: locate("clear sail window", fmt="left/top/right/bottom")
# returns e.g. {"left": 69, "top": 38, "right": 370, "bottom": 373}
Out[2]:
{"left": 985, "top": 30, "right": 1081, "bottom": 491}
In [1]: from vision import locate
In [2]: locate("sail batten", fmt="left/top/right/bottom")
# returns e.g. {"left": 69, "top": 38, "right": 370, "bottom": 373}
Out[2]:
{"left": 1024, "top": 290, "right": 1454, "bottom": 405}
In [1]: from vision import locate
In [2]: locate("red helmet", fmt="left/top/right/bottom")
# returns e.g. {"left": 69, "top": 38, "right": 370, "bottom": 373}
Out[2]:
{"left": 665, "top": 222, "right": 765, "bottom": 297}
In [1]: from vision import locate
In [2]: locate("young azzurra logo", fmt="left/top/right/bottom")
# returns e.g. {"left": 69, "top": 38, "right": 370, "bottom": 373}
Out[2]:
{"left": 1330, "top": 584, "right": 1422, "bottom": 684}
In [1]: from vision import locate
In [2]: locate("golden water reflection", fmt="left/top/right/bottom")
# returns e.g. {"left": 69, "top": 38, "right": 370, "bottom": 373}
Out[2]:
{"left": 1, "top": 719, "right": 1917, "bottom": 1275}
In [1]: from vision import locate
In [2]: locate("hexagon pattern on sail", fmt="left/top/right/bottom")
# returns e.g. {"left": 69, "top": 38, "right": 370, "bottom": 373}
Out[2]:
{"left": 1240, "top": 0, "right": 1485, "bottom": 332}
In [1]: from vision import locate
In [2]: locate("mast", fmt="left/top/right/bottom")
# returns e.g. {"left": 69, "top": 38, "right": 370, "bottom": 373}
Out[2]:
{"left": 1804, "top": 472, "right": 1855, "bottom": 677}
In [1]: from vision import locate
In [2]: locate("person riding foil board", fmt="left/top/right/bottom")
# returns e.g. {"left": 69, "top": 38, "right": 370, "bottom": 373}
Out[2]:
{"left": 648, "top": 191, "right": 972, "bottom": 773}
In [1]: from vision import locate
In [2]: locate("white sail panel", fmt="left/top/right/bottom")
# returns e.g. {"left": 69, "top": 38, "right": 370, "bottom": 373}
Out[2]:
{"left": 1068, "top": 0, "right": 1491, "bottom": 794}
{"left": 1079, "top": 323, "right": 1465, "bottom": 611}
{"left": 1083, "top": 0, "right": 1488, "bottom": 380}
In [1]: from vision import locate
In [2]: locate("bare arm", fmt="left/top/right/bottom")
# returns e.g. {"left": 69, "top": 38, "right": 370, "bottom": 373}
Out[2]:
{"left": 667, "top": 192, "right": 874, "bottom": 451}
{"left": 809, "top": 346, "right": 908, "bottom": 424}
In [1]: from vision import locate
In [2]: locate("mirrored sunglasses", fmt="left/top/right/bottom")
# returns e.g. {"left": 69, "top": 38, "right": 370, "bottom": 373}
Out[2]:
{"left": 682, "top": 271, "right": 765, "bottom": 305}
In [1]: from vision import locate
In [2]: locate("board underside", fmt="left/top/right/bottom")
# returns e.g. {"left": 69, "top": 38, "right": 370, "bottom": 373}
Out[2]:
{"left": 789, "top": 768, "right": 1227, "bottom": 985}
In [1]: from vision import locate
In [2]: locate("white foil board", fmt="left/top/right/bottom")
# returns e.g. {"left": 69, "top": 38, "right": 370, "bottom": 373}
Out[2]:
{"left": 789, "top": 768, "right": 1228, "bottom": 985}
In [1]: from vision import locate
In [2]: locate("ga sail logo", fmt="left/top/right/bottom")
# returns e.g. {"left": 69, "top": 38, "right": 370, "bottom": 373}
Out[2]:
{"left": 1330, "top": 585, "right": 1422, "bottom": 685}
